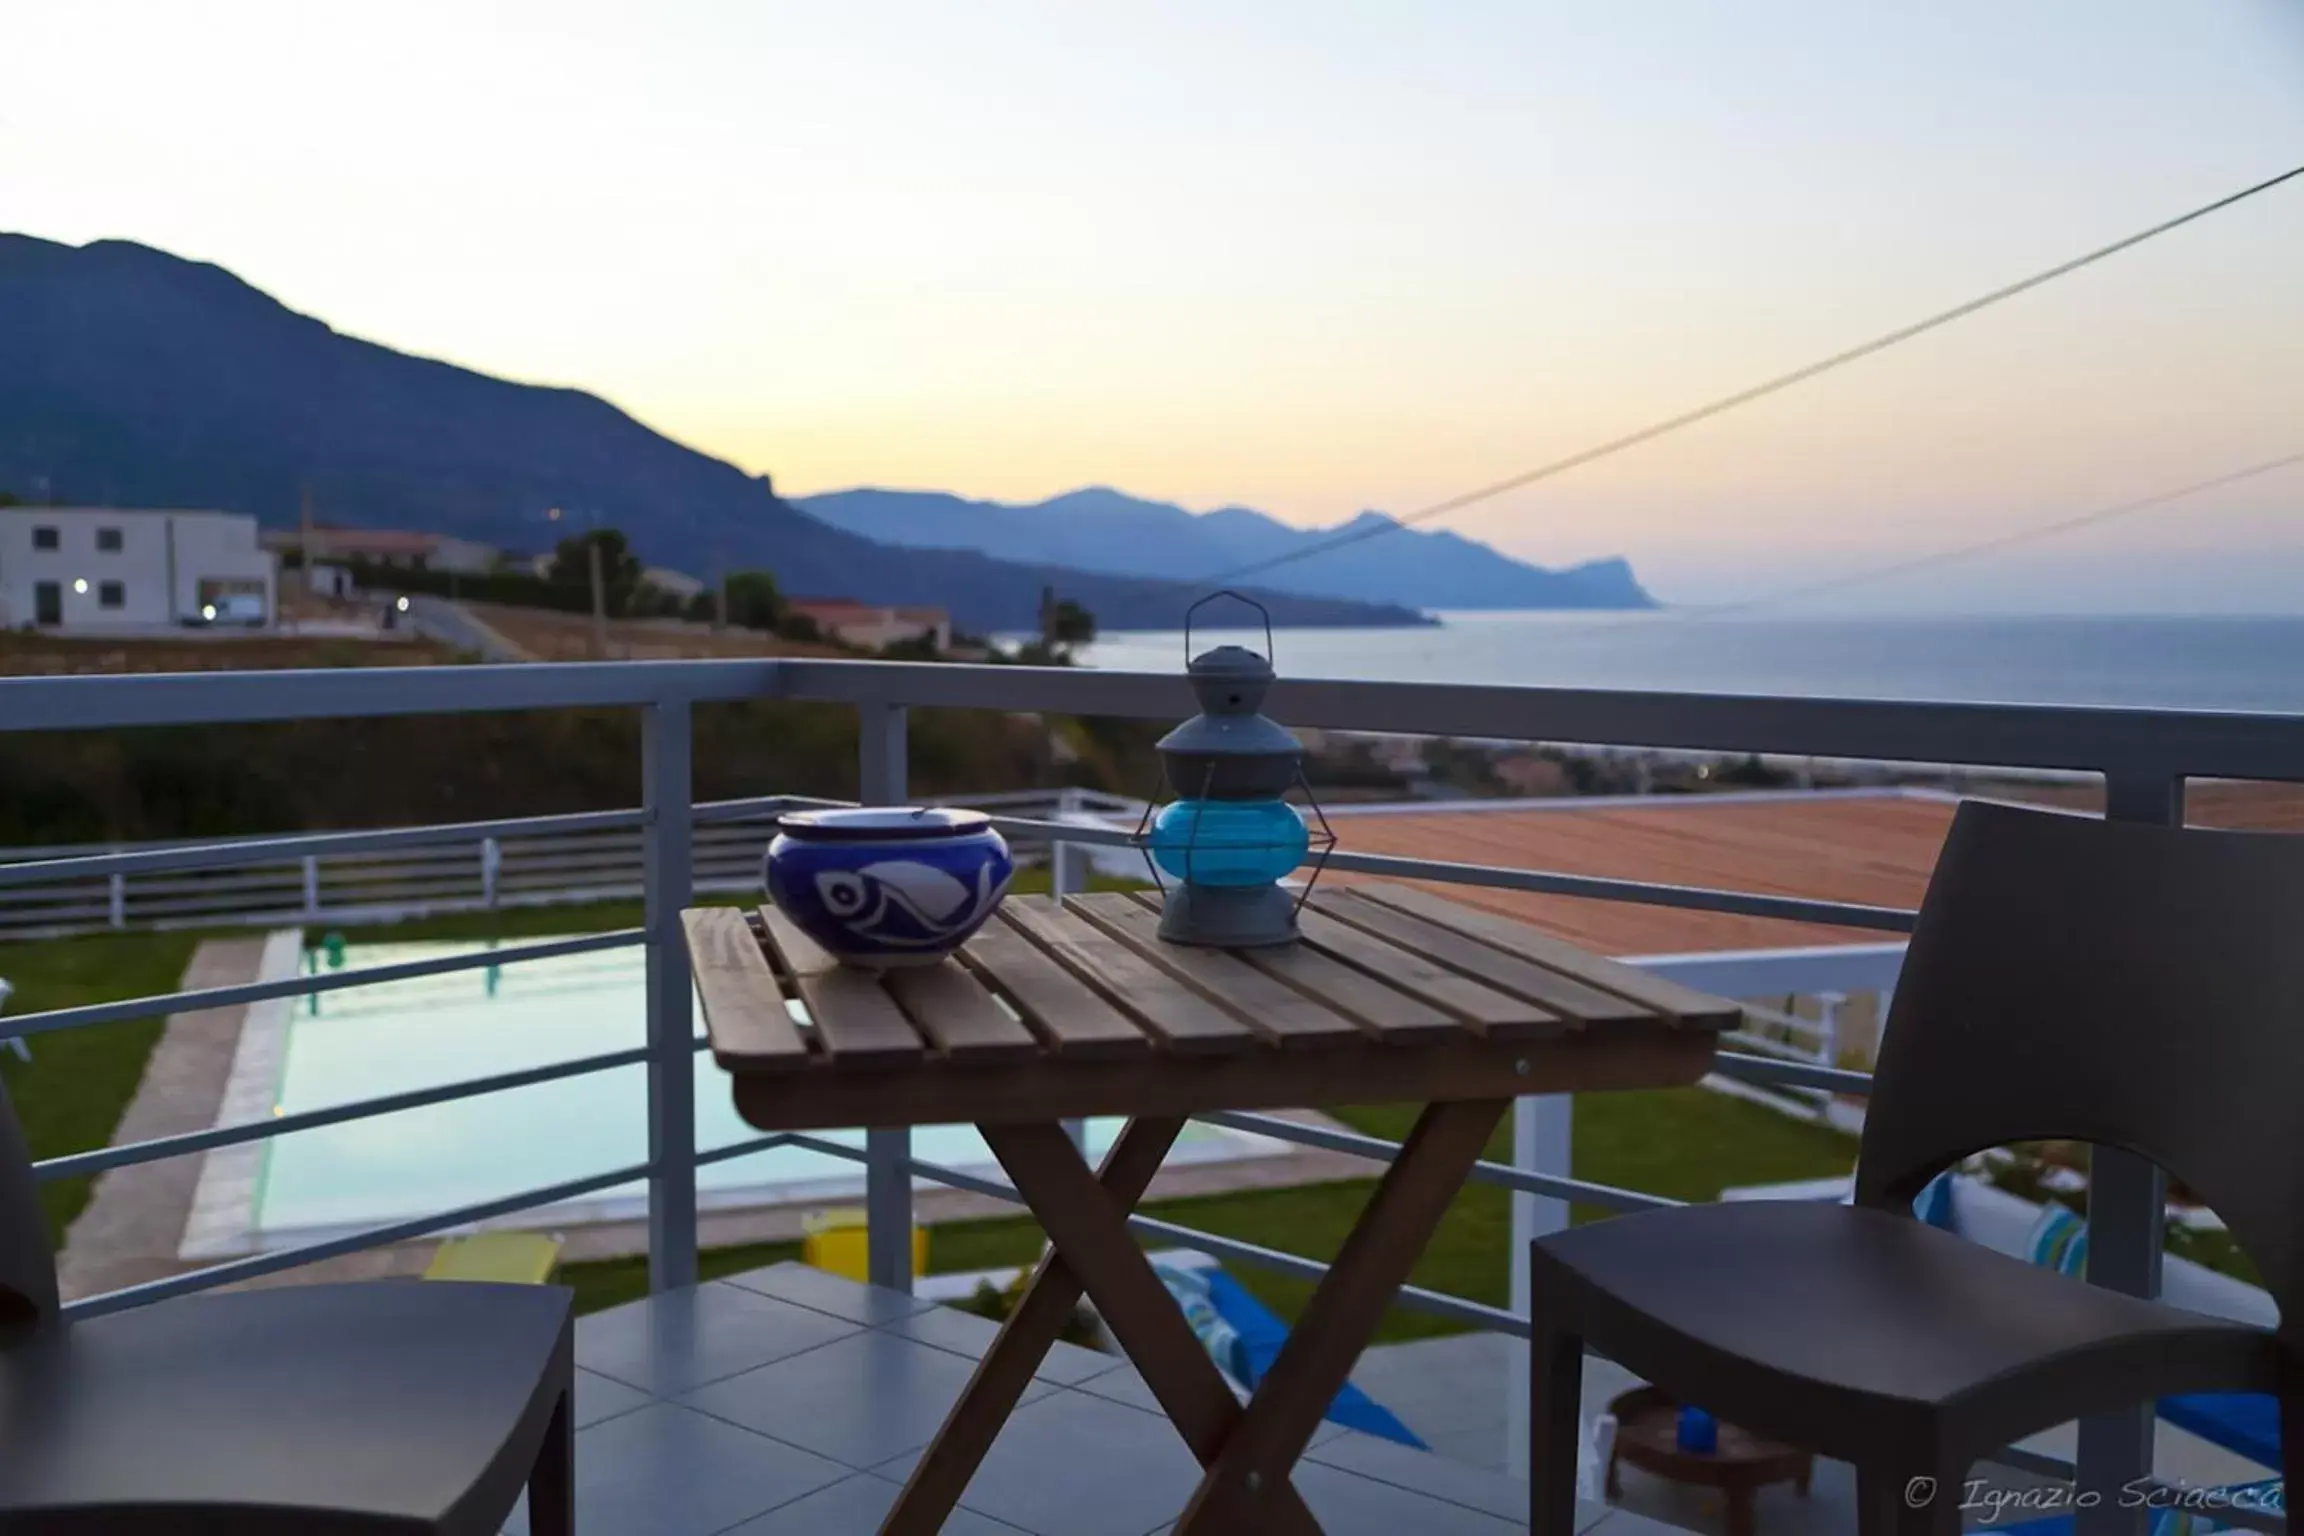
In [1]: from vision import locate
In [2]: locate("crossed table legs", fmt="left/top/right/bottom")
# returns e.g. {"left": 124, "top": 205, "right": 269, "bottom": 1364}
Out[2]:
{"left": 882, "top": 1099, "right": 1511, "bottom": 1535}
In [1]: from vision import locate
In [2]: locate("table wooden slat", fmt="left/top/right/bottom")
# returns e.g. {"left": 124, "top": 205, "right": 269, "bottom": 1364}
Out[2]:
{"left": 1351, "top": 883, "right": 1743, "bottom": 1029}
{"left": 682, "top": 907, "right": 810, "bottom": 1068}
{"left": 1292, "top": 906, "right": 1559, "bottom": 1040}
{"left": 959, "top": 919, "right": 1154, "bottom": 1060}
{"left": 1065, "top": 893, "right": 1362, "bottom": 1049}
{"left": 757, "top": 904, "right": 927, "bottom": 1065}
{"left": 1308, "top": 890, "right": 1653, "bottom": 1028}
{"left": 1000, "top": 899, "right": 1262, "bottom": 1055}
{"left": 884, "top": 962, "right": 1041, "bottom": 1062}
{"left": 1119, "top": 889, "right": 1463, "bottom": 1046}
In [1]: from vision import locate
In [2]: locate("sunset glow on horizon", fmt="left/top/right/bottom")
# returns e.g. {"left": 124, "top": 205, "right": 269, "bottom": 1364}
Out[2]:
{"left": 8, "top": 1, "right": 2303, "bottom": 609}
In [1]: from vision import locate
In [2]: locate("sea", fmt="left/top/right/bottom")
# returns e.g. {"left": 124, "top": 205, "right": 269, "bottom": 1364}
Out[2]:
{"left": 1073, "top": 612, "right": 2304, "bottom": 714}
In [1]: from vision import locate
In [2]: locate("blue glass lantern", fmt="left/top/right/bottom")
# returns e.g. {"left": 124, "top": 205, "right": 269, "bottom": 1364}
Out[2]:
{"left": 1134, "top": 593, "right": 1335, "bottom": 947}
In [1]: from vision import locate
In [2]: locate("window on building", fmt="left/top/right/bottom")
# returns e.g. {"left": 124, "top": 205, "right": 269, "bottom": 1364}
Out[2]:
{"left": 32, "top": 526, "right": 59, "bottom": 551}
{"left": 97, "top": 527, "right": 124, "bottom": 553}
{"left": 98, "top": 581, "right": 126, "bottom": 610}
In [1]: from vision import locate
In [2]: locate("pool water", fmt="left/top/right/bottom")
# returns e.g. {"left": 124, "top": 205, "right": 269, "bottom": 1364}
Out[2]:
{"left": 249, "top": 939, "right": 1247, "bottom": 1240}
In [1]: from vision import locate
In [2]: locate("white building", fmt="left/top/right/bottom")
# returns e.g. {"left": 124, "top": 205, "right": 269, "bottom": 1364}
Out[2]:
{"left": 0, "top": 508, "right": 278, "bottom": 631}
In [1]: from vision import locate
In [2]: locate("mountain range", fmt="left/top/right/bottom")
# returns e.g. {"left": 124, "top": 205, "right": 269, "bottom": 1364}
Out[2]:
{"left": 0, "top": 234, "right": 1424, "bottom": 632}
{"left": 797, "top": 487, "right": 1652, "bottom": 611}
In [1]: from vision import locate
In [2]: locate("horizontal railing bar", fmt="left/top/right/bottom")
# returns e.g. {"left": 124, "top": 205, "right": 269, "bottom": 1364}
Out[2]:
{"left": 63, "top": 1157, "right": 658, "bottom": 1320}
{"left": 1124, "top": 1214, "right": 1527, "bottom": 1334}
{"left": 695, "top": 1131, "right": 794, "bottom": 1169}
{"left": 776, "top": 659, "right": 2304, "bottom": 781}
{"left": 33, "top": 1043, "right": 661, "bottom": 1183}
{"left": 1713, "top": 1049, "right": 1876, "bottom": 1095}
{"left": 13, "top": 657, "right": 2304, "bottom": 782}
{"left": 886, "top": 1146, "right": 1529, "bottom": 1333}
{"left": 984, "top": 809, "right": 1917, "bottom": 933}
{"left": 1195, "top": 1110, "right": 1681, "bottom": 1214}
{"left": 0, "top": 807, "right": 651, "bottom": 887}
{"left": 1320, "top": 850, "right": 1918, "bottom": 933}
{"left": 692, "top": 793, "right": 846, "bottom": 826}
{"left": 3, "top": 929, "right": 643, "bottom": 1039}
{"left": 0, "top": 657, "right": 781, "bottom": 733}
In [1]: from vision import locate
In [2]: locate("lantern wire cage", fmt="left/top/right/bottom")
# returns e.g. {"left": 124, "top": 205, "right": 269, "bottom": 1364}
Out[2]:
{"left": 1126, "top": 761, "right": 1338, "bottom": 924}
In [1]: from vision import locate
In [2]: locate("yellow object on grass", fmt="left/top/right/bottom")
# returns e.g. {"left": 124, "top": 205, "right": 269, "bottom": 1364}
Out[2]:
{"left": 424, "top": 1232, "right": 563, "bottom": 1284}
{"left": 803, "top": 1208, "right": 926, "bottom": 1282}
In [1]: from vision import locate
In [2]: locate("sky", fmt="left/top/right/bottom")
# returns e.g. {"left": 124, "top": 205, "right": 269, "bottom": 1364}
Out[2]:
{"left": 7, "top": 1, "right": 2303, "bottom": 611}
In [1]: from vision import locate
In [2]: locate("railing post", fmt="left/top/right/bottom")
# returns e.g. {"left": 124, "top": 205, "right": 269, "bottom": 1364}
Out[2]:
{"left": 481, "top": 836, "right": 501, "bottom": 909}
{"left": 2074, "top": 770, "right": 2180, "bottom": 1535}
{"left": 108, "top": 872, "right": 126, "bottom": 930}
{"left": 1506, "top": 1092, "right": 1573, "bottom": 1479}
{"left": 859, "top": 701, "right": 916, "bottom": 1293}
{"left": 1047, "top": 788, "right": 1090, "bottom": 1153}
{"left": 301, "top": 855, "right": 320, "bottom": 917}
{"left": 644, "top": 699, "right": 698, "bottom": 1293}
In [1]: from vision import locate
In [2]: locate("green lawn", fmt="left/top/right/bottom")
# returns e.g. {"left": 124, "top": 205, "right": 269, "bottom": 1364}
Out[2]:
{"left": 0, "top": 931, "right": 202, "bottom": 1248}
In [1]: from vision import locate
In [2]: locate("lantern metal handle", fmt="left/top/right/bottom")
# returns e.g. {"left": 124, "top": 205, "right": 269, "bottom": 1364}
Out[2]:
{"left": 1182, "top": 589, "right": 1276, "bottom": 666}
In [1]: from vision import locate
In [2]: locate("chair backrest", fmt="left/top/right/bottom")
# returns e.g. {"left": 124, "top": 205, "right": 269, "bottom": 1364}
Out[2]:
{"left": 0, "top": 1073, "right": 59, "bottom": 1338}
{"left": 1855, "top": 799, "right": 2304, "bottom": 1318}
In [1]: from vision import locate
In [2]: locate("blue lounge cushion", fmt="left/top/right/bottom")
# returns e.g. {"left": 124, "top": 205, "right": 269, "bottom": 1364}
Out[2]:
{"left": 2026, "top": 1200, "right": 2091, "bottom": 1277}
{"left": 2159, "top": 1392, "right": 2281, "bottom": 1470}
{"left": 1913, "top": 1170, "right": 1958, "bottom": 1231}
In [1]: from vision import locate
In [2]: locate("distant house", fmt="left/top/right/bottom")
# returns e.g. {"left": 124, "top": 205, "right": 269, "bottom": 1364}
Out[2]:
{"left": 0, "top": 507, "right": 276, "bottom": 630}
{"left": 786, "top": 599, "right": 951, "bottom": 652}
{"left": 263, "top": 526, "right": 501, "bottom": 574}
{"left": 641, "top": 567, "right": 706, "bottom": 602}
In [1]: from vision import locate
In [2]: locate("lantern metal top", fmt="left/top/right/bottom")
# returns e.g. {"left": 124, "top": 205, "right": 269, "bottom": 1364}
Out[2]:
{"left": 1156, "top": 596, "right": 1300, "bottom": 799}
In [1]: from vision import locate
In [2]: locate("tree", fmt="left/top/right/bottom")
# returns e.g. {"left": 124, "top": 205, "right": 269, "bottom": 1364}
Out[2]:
{"left": 0, "top": 491, "right": 19, "bottom": 507}
{"left": 545, "top": 528, "right": 643, "bottom": 614}
{"left": 1045, "top": 598, "right": 1096, "bottom": 650}
{"left": 1013, "top": 589, "right": 1098, "bottom": 665}
{"left": 722, "top": 569, "right": 785, "bottom": 631}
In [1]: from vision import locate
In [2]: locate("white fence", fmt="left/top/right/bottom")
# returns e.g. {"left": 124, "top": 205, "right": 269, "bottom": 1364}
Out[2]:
{"left": 0, "top": 788, "right": 1147, "bottom": 941}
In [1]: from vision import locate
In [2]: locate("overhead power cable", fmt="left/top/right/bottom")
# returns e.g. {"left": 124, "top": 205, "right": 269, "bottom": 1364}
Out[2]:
{"left": 1689, "top": 450, "right": 2304, "bottom": 615}
{"left": 1195, "top": 160, "right": 2304, "bottom": 589}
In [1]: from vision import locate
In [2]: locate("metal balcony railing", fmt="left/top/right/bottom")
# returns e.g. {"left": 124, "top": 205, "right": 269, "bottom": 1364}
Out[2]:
{"left": 5, "top": 656, "right": 2301, "bottom": 1534}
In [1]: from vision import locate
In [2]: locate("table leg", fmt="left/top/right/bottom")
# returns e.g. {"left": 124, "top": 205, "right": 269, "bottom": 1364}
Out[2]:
{"left": 980, "top": 1120, "right": 1325, "bottom": 1536}
{"left": 1727, "top": 1485, "right": 1756, "bottom": 1536}
{"left": 1173, "top": 1098, "right": 1511, "bottom": 1534}
{"left": 881, "top": 1116, "right": 1185, "bottom": 1536}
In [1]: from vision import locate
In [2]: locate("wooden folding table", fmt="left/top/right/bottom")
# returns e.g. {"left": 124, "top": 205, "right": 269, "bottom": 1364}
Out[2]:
{"left": 685, "top": 881, "right": 1737, "bottom": 1534}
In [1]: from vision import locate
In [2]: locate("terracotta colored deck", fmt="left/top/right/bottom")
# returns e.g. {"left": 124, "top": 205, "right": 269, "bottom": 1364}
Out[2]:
{"left": 1319, "top": 782, "right": 2304, "bottom": 958}
{"left": 1320, "top": 792, "right": 1947, "bottom": 956}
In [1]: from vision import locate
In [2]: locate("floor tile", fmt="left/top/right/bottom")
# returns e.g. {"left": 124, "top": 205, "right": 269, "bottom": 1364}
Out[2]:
{"left": 683, "top": 1326, "right": 1056, "bottom": 1469}
{"left": 1072, "top": 1364, "right": 1346, "bottom": 1447}
{"left": 720, "top": 1472, "right": 1032, "bottom": 1535}
{"left": 573, "top": 1366, "right": 652, "bottom": 1429}
{"left": 1304, "top": 1426, "right": 1529, "bottom": 1520}
{"left": 876, "top": 1386, "right": 1203, "bottom": 1536}
{"left": 575, "top": 1279, "right": 861, "bottom": 1395}
{"left": 880, "top": 1302, "right": 1116, "bottom": 1384}
{"left": 720, "top": 1261, "right": 939, "bottom": 1326}
{"left": 503, "top": 1401, "right": 847, "bottom": 1536}
{"left": 1288, "top": 1459, "right": 1524, "bottom": 1535}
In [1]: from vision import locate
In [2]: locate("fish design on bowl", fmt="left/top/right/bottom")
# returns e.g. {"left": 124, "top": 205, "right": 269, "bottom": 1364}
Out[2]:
{"left": 765, "top": 807, "right": 1015, "bottom": 969}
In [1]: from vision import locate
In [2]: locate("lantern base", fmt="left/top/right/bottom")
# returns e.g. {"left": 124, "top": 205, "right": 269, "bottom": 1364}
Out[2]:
{"left": 1157, "top": 882, "right": 1299, "bottom": 948}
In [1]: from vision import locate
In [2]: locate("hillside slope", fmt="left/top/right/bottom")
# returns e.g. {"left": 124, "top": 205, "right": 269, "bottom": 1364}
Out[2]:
{"left": 0, "top": 235, "right": 1424, "bottom": 632}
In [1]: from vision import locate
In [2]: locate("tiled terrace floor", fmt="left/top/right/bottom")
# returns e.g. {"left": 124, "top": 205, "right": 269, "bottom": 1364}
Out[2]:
{"left": 505, "top": 1261, "right": 1678, "bottom": 1536}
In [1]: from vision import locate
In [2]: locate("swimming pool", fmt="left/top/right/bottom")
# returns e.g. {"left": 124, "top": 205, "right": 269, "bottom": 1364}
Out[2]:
{"left": 189, "top": 934, "right": 1276, "bottom": 1254}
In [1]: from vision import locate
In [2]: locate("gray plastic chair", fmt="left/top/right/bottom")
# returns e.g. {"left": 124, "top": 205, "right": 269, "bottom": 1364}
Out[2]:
{"left": 1529, "top": 800, "right": 2301, "bottom": 1534}
{"left": 0, "top": 1078, "right": 575, "bottom": 1534}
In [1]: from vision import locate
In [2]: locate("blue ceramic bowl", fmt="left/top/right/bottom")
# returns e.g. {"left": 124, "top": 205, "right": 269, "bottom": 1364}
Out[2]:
{"left": 764, "top": 807, "right": 1015, "bottom": 969}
